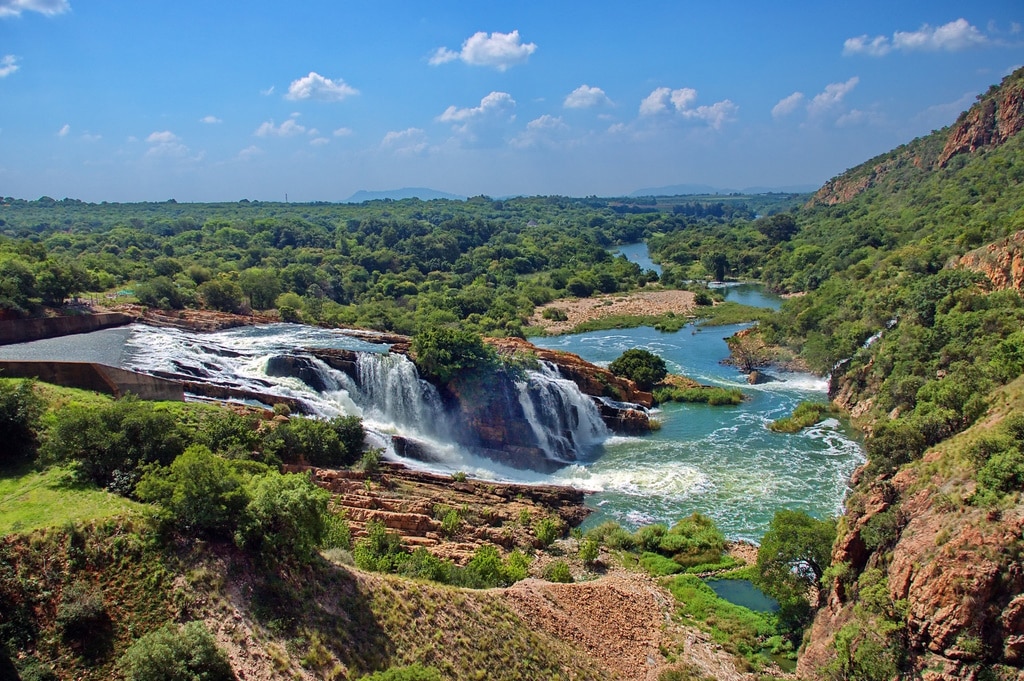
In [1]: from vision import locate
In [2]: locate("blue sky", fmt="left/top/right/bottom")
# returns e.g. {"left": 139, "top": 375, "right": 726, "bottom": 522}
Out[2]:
{"left": 2, "top": 0, "right": 1023, "bottom": 202}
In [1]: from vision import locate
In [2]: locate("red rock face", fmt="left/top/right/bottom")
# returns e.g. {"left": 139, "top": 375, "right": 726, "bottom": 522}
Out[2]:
{"left": 956, "top": 230, "right": 1024, "bottom": 292}
{"left": 938, "top": 86, "right": 1024, "bottom": 167}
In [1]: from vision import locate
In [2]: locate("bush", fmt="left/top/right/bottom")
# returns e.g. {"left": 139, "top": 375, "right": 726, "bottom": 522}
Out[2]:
{"left": 56, "top": 582, "right": 109, "bottom": 645}
{"left": 264, "top": 415, "right": 364, "bottom": 468}
{"left": 0, "top": 379, "right": 43, "bottom": 465}
{"left": 541, "top": 307, "right": 568, "bottom": 321}
{"left": 410, "top": 327, "right": 498, "bottom": 384}
{"left": 120, "top": 621, "right": 233, "bottom": 681}
{"left": 533, "top": 517, "right": 561, "bottom": 547}
{"left": 235, "top": 471, "right": 330, "bottom": 562}
{"left": 639, "top": 552, "right": 683, "bottom": 576}
{"left": 136, "top": 445, "right": 249, "bottom": 538}
{"left": 977, "top": 447, "right": 1024, "bottom": 494}
{"left": 41, "top": 396, "right": 185, "bottom": 493}
{"left": 578, "top": 537, "right": 599, "bottom": 565}
{"left": 542, "top": 560, "right": 573, "bottom": 583}
{"left": 585, "top": 520, "right": 635, "bottom": 550}
{"left": 609, "top": 349, "right": 668, "bottom": 391}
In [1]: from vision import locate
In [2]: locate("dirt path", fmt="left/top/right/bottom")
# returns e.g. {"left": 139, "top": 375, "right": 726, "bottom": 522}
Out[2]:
{"left": 531, "top": 289, "right": 697, "bottom": 334}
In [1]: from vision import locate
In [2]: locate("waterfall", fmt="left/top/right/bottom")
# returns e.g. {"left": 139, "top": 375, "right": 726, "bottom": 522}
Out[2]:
{"left": 119, "top": 323, "right": 614, "bottom": 472}
{"left": 516, "top": 362, "right": 610, "bottom": 462}
{"left": 351, "top": 352, "right": 452, "bottom": 439}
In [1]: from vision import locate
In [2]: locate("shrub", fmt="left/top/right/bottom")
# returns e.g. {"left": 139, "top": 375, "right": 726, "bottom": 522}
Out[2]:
{"left": 639, "top": 552, "right": 683, "bottom": 576}
{"left": 977, "top": 447, "right": 1024, "bottom": 494}
{"left": 119, "top": 621, "right": 233, "bottom": 681}
{"left": 533, "top": 517, "right": 561, "bottom": 547}
{"left": 235, "top": 471, "right": 330, "bottom": 562}
{"left": 585, "top": 521, "right": 635, "bottom": 550}
{"left": 353, "top": 520, "right": 407, "bottom": 572}
{"left": 609, "top": 349, "right": 668, "bottom": 391}
{"left": 264, "top": 415, "right": 364, "bottom": 468}
{"left": 541, "top": 307, "right": 568, "bottom": 321}
{"left": 578, "top": 537, "right": 599, "bottom": 565}
{"left": 542, "top": 560, "right": 573, "bottom": 583}
{"left": 358, "top": 665, "right": 443, "bottom": 681}
{"left": 56, "top": 582, "right": 109, "bottom": 645}
{"left": 41, "top": 396, "right": 185, "bottom": 494}
{"left": 0, "top": 380, "right": 43, "bottom": 465}
{"left": 410, "top": 327, "right": 498, "bottom": 384}
{"left": 321, "top": 509, "right": 352, "bottom": 551}
{"left": 136, "top": 445, "right": 249, "bottom": 538}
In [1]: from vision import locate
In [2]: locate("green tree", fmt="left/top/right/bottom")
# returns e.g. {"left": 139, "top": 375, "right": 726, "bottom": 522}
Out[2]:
{"left": 197, "top": 277, "right": 244, "bottom": 313}
{"left": 0, "top": 380, "right": 43, "bottom": 465}
{"left": 41, "top": 396, "right": 185, "bottom": 493}
{"left": 135, "top": 445, "right": 249, "bottom": 538}
{"left": 119, "top": 621, "right": 233, "bottom": 681}
{"left": 411, "top": 327, "right": 498, "bottom": 384}
{"left": 608, "top": 348, "right": 668, "bottom": 391}
{"left": 755, "top": 509, "right": 836, "bottom": 630}
{"left": 238, "top": 267, "right": 282, "bottom": 310}
{"left": 235, "top": 471, "right": 330, "bottom": 562}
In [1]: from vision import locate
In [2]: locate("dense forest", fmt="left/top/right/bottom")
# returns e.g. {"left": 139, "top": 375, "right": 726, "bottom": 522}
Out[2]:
{"left": 0, "top": 193, "right": 801, "bottom": 335}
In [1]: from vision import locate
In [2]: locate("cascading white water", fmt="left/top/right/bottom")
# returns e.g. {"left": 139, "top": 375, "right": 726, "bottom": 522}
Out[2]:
{"left": 118, "top": 322, "right": 611, "bottom": 471}
{"left": 516, "top": 362, "right": 610, "bottom": 462}
{"left": 350, "top": 352, "right": 452, "bottom": 439}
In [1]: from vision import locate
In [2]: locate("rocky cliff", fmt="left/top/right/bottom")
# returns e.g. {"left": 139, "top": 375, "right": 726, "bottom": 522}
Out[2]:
{"left": 955, "top": 230, "right": 1024, "bottom": 293}
{"left": 810, "top": 67, "right": 1024, "bottom": 208}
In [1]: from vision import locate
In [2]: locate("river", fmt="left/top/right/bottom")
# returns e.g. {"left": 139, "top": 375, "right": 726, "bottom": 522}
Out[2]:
{"left": 0, "top": 246, "right": 863, "bottom": 542}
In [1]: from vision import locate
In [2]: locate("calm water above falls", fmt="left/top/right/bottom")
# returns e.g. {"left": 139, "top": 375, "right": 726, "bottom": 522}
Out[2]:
{"left": 533, "top": 322, "right": 863, "bottom": 542}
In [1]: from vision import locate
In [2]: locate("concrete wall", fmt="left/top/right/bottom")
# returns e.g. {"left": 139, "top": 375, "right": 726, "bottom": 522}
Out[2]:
{"left": 0, "top": 313, "right": 135, "bottom": 346}
{"left": 0, "top": 361, "right": 183, "bottom": 401}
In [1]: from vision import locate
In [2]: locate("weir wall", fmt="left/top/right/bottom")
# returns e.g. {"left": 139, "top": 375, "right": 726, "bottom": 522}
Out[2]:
{"left": 0, "top": 313, "right": 135, "bottom": 345}
{"left": 0, "top": 361, "right": 183, "bottom": 401}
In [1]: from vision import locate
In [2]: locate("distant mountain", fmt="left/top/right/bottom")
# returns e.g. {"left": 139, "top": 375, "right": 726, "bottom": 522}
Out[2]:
{"left": 343, "top": 188, "right": 466, "bottom": 203}
{"left": 628, "top": 183, "right": 816, "bottom": 197}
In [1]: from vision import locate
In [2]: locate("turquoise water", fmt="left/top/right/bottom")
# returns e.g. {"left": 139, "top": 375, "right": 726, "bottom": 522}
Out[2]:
{"left": 535, "top": 323, "right": 863, "bottom": 543}
{"left": 706, "top": 579, "right": 779, "bottom": 612}
{"left": 614, "top": 242, "right": 662, "bottom": 275}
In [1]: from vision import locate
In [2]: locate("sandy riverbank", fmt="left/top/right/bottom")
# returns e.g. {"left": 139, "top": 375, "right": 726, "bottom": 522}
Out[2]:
{"left": 530, "top": 289, "right": 697, "bottom": 334}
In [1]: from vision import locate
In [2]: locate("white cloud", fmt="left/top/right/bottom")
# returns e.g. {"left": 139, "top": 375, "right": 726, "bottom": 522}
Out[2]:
{"left": 57, "top": 123, "right": 70, "bottom": 137}
{"left": 0, "top": 0, "right": 69, "bottom": 18}
{"left": 640, "top": 87, "right": 697, "bottom": 116}
{"left": 0, "top": 54, "right": 19, "bottom": 78}
{"left": 254, "top": 118, "right": 307, "bottom": 137}
{"left": 564, "top": 84, "right": 611, "bottom": 109}
{"left": 333, "top": 127, "right": 353, "bottom": 137}
{"left": 772, "top": 92, "right": 805, "bottom": 118}
{"left": 844, "top": 18, "right": 988, "bottom": 57}
{"left": 438, "top": 91, "right": 516, "bottom": 123}
{"left": 639, "top": 87, "right": 735, "bottom": 129}
{"left": 511, "top": 115, "right": 570, "bottom": 148}
{"left": 808, "top": 77, "right": 859, "bottom": 116}
{"left": 80, "top": 132, "right": 101, "bottom": 142}
{"left": 145, "top": 130, "right": 188, "bottom": 157}
{"left": 200, "top": 115, "right": 222, "bottom": 124}
{"left": 381, "top": 127, "right": 428, "bottom": 155}
{"left": 681, "top": 100, "right": 738, "bottom": 129}
{"left": 237, "top": 145, "right": 262, "bottom": 161}
{"left": 429, "top": 30, "right": 536, "bottom": 71}
{"left": 836, "top": 108, "right": 883, "bottom": 127}
{"left": 260, "top": 85, "right": 275, "bottom": 96}
{"left": 285, "top": 71, "right": 359, "bottom": 101}
{"left": 310, "top": 137, "right": 330, "bottom": 146}
{"left": 146, "top": 130, "right": 179, "bottom": 144}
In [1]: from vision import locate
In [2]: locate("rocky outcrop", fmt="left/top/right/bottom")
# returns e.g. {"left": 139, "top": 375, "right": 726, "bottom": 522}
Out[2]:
{"left": 288, "top": 463, "right": 590, "bottom": 563}
{"left": 799, "top": 437, "right": 1024, "bottom": 679}
{"left": 938, "top": 78, "right": 1024, "bottom": 167}
{"left": 488, "top": 336, "right": 654, "bottom": 407}
{"left": 810, "top": 68, "right": 1024, "bottom": 207}
{"left": 955, "top": 230, "right": 1024, "bottom": 292}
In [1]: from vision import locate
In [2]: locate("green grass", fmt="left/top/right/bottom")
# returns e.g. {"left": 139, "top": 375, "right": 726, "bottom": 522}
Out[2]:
{"left": 0, "top": 465, "right": 147, "bottom": 536}
{"left": 769, "top": 401, "right": 834, "bottom": 433}
{"left": 694, "top": 302, "right": 774, "bottom": 327}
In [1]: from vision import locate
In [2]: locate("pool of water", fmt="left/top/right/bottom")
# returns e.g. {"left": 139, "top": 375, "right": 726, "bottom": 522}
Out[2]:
{"left": 705, "top": 578, "right": 779, "bottom": 612}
